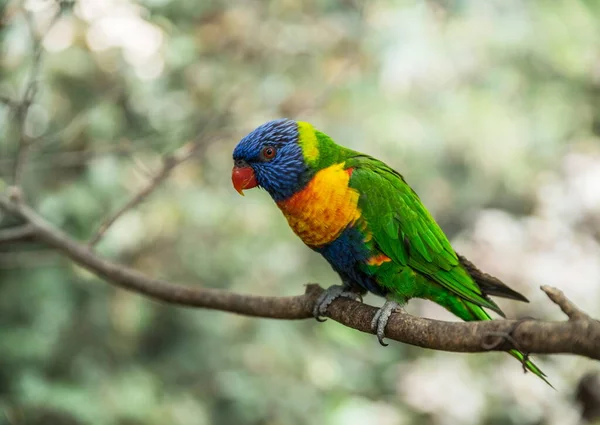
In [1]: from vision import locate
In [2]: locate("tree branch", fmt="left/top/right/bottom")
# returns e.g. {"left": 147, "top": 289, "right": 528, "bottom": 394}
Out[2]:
{"left": 0, "top": 224, "right": 35, "bottom": 244}
{"left": 541, "top": 285, "right": 589, "bottom": 321}
{"left": 87, "top": 142, "right": 201, "bottom": 247}
{"left": 1, "top": 194, "right": 599, "bottom": 360}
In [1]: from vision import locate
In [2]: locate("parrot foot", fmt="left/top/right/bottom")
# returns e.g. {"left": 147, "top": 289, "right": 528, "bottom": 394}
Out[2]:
{"left": 482, "top": 316, "right": 535, "bottom": 373}
{"left": 313, "top": 285, "right": 363, "bottom": 322}
{"left": 371, "top": 300, "right": 404, "bottom": 347}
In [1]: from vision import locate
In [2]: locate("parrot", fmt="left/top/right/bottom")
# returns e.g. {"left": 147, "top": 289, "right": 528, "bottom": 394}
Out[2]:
{"left": 231, "top": 118, "right": 550, "bottom": 385}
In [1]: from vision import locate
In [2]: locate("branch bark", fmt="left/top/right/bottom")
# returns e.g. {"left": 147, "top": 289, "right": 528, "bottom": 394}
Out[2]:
{"left": 87, "top": 142, "right": 201, "bottom": 246}
{"left": 1, "top": 194, "right": 599, "bottom": 360}
{"left": 0, "top": 224, "right": 35, "bottom": 244}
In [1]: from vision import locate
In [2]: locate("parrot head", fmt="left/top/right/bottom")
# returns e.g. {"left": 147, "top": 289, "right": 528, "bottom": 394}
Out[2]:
{"left": 232, "top": 119, "right": 314, "bottom": 201}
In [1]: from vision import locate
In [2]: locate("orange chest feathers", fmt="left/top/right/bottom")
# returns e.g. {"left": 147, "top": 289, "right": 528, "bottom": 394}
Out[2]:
{"left": 276, "top": 163, "right": 361, "bottom": 247}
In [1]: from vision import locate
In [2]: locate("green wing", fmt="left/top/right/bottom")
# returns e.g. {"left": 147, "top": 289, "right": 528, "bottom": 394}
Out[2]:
{"left": 346, "top": 155, "right": 504, "bottom": 316}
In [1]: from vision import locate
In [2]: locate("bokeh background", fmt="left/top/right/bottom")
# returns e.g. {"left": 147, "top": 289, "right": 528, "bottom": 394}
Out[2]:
{"left": 1, "top": 0, "right": 600, "bottom": 424}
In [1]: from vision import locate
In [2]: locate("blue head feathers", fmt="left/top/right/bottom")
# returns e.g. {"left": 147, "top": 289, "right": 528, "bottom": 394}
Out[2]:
{"left": 233, "top": 119, "right": 312, "bottom": 201}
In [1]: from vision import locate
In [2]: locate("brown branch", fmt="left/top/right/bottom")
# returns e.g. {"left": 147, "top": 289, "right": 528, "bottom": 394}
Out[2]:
{"left": 0, "top": 224, "right": 36, "bottom": 244}
{"left": 87, "top": 142, "right": 201, "bottom": 247}
{"left": 541, "top": 285, "right": 589, "bottom": 321}
{"left": 1, "top": 193, "right": 599, "bottom": 360}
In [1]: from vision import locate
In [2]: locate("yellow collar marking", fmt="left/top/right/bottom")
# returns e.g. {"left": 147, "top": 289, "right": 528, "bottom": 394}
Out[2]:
{"left": 297, "top": 121, "right": 319, "bottom": 165}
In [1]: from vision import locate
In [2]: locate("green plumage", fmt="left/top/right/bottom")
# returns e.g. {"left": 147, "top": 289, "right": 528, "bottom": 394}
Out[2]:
{"left": 234, "top": 120, "right": 549, "bottom": 385}
{"left": 348, "top": 157, "right": 502, "bottom": 314}
{"left": 313, "top": 131, "right": 550, "bottom": 385}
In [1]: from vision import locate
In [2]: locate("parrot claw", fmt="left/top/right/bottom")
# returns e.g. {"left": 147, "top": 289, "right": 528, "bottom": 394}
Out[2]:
{"left": 371, "top": 300, "right": 403, "bottom": 346}
{"left": 313, "top": 285, "right": 363, "bottom": 321}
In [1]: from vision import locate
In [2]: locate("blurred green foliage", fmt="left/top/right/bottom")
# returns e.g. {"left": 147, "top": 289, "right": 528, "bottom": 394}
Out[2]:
{"left": 1, "top": 0, "right": 600, "bottom": 424}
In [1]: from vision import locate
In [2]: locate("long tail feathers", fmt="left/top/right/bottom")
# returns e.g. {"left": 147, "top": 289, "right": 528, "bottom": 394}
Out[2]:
{"left": 508, "top": 349, "right": 554, "bottom": 389}
{"left": 464, "top": 301, "right": 554, "bottom": 388}
{"left": 458, "top": 254, "right": 529, "bottom": 303}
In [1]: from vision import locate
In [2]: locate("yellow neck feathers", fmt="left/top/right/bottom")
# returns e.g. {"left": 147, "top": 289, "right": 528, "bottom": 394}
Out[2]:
{"left": 297, "top": 121, "right": 320, "bottom": 165}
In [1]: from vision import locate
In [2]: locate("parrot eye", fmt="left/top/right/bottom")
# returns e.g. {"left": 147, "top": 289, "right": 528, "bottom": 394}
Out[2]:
{"left": 260, "top": 146, "right": 277, "bottom": 161}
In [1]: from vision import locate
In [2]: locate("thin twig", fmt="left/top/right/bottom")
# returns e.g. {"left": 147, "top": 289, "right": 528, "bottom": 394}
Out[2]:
{"left": 541, "top": 285, "right": 590, "bottom": 321}
{"left": 12, "top": 4, "right": 63, "bottom": 190}
{"left": 87, "top": 142, "right": 202, "bottom": 247}
{"left": 0, "top": 224, "right": 36, "bottom": 244}
{"left": 1, "top": 193, "right": 599, "bottom": 360}
{"left": 0, "top": 94, "right": 18, "bottom": 108}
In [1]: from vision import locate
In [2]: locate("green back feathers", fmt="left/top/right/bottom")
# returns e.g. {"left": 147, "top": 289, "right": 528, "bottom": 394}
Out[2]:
{"left": 345, "top": 155, "right": 505, "bottom": 316}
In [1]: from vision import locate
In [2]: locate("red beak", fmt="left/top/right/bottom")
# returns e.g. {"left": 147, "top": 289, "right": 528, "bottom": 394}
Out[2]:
{"left": 232, "top": 166, "right": 258, "bottom": 195}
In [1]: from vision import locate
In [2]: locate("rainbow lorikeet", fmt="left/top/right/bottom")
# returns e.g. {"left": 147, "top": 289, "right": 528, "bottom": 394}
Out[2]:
{"left": 232, "top": 119, "right": 549, "bottom": 384}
